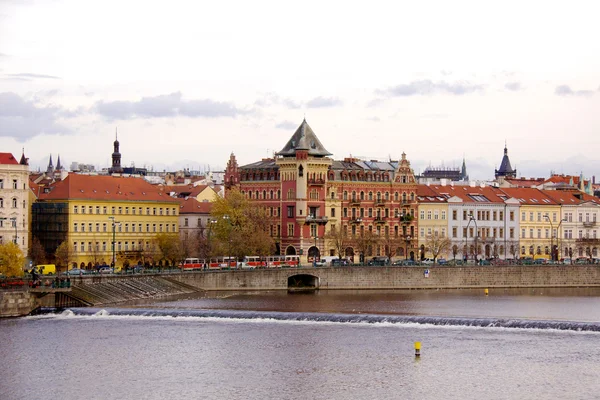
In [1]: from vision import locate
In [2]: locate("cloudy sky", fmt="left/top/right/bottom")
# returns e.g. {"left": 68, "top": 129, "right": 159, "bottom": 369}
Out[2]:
{"left": 1, "top": 0, "right": 599, "bottom": 180}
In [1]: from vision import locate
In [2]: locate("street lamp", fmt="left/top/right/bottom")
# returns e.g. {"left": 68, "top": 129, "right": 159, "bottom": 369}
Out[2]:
{"left": 543, "top": 215, "right": 555, "bottom": 261}
{"left": 108, "top": 216, "right": 119, "bottom": 269}
{"left": 206, "top": 219, "right": 217, "bottom": 269}
{"left": 10, "top": 217, "right": 17, "bottom": 245}
{"left": 313, "top": 236, "right": 318, "bottom": 267}
{"left": 405, "top": 235, "right": 411, "bottom": 260}
{"left": 223, "top": 215, "right": 232, "bottom": 268}
{"left": 467, "top": 214, "right": 478, "bottom": 263}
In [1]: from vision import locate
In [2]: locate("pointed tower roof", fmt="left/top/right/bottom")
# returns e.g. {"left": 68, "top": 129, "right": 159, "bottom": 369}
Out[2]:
{"left": 276, "top": 119, "right": 332, "bottom": 157}
{"left": 19, "top": 148, "right": 28, "bottom": 165}
{"left": 56, "top": 154, "right": 62, "bottom": 171}
{"left": 495, "top": 144, "right": 516, "bottom": 178}
{"left": 46, "top": 154, "right": 54, "bottom": 174}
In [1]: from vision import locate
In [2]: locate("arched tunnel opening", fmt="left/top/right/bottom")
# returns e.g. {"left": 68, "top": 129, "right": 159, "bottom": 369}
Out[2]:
{"left": 287, "top": 274, "right": 319, "bottom": 291}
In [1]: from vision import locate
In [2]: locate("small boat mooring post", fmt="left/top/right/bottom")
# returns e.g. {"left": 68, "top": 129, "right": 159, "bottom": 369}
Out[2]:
{"left": 414, "top": 341, "right": 421, "bottom": 358}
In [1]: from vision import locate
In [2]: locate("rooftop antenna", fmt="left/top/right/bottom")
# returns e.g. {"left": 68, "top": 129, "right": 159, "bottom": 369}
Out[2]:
{"left": 115, "top": 127, "right": 118, "bottom": 140}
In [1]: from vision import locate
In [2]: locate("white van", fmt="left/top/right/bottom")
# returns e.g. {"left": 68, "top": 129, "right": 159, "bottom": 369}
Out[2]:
{"left": 320, "top": 256, "right": 339, "bottom": 266}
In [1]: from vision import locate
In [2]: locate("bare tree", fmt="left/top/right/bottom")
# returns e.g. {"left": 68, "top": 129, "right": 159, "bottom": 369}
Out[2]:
{"left": 352, "top": 230, "right": 380, "bottom": 264}
{"left": 424, "top": 234, "right": 451, "bottom": 264}
{"left": 324, "top": 224, "right": 352, "bottom": 260}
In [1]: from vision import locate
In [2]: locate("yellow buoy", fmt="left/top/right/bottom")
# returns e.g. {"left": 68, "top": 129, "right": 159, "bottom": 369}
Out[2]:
{"left": 484, "top": 288, "right": 489, "bottom": 296}
{"left": 414, "top": 341, "right": 421, "bottom": 357}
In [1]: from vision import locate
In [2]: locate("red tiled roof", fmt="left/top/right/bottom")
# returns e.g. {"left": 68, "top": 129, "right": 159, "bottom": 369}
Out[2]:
{"left": 498, "top": 187, "right": 558, "bottom": 205}
{"left": 160, "top": 184, "right": 210, "bottom": 198}
{"left": 417, "top": 184, "right": 447, "bottom": 202}
{"left": 541, "top": 190, "right": 600, "bottom": 205}
{"left": 177, "top": 197, "right": 213, "bottom": 214}
{"left": 504, "top": 178, "right": 543, "bottom": 187}
{"left": 424, "top": 185, "right": 508, "bottom": 204}
{"left": 38, "top": 175, "right": 178, "bottom": 203}
{"left": 0, "top": 153, "right": 19, "bottom": 165}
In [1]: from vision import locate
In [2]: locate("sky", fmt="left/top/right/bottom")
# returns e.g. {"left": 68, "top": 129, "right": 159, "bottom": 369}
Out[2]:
{"left": 1, "top": 0, "right": 600, "bottom": 180}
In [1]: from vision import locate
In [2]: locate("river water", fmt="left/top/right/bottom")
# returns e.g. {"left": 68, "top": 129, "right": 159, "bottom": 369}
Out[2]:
{"left": 1, "top": 288, "right": 600, "bottom": 400}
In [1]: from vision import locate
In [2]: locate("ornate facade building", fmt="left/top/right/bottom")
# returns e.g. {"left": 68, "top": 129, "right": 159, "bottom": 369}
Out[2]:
{"left": 224, "top": 119, "right": 418, "bottom": 263}
{"left": 0, "top": 151, "right": 30, "bottom": 256}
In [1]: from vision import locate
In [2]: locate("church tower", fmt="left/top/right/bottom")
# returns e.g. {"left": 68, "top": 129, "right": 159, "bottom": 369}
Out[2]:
{"left": 495, "top": 143, "right": 517, "bottom": 180}
{"left": 109, "top": 129, "right": 124, "bottom": 174}
{"left": 224, "top": 153, "right": 240, "bottom": 189}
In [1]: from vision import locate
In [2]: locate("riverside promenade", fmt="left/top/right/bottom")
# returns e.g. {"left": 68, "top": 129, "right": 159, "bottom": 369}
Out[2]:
{"left": 2, "top": 264, "right": 600, "bottom": 317}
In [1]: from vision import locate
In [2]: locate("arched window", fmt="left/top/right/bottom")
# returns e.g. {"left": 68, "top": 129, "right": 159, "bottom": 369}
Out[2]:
{"left": 0, "top": 198, "right": 3, "bottom": 208}
{"left": 298, "top": 165, "right": 304, "bottom": 177}
{"left": 360, "top": 191, "right": 365, "bottom": 200}
{"left": 12, "top": 198, "right": 17, "bottom": 208}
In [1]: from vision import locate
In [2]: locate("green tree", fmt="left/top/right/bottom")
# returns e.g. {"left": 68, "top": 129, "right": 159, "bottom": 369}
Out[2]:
{"left": 211, "top": 188, "right": 275, "bottom": 261}
{"left": 0, "top": 242, "right": 25, "bottom": 277}
{"left": 156, "top": 233, "right": 184, "bottom": 267}
{"left": 55, "top": 241, "right": 74, "bottom": 274}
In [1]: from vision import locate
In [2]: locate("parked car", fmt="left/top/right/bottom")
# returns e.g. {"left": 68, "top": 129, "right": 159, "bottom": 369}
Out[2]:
{"left": 98, "top": 266, "right": 113, "bottom": 274}
{"left": 368, "top": 257, "right": 389, "bottom": 266}
{"left": 331, "top": 259, "right": 349, "bottom": 267}
{"left": 237, "top": 262, "right": 255, "bottom": 270}
{"left": 421, "top": 258, "right": 434, "bottom": 265}
{"left": 437, "top": 258, "right": 447, "bottom": 265}
{"left": 63, "top": 268, "right": 86, "bottom": 276}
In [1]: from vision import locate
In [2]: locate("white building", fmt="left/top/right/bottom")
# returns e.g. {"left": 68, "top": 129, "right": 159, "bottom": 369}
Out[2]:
{"left": 0, "top": 152, "right": 30, "bottom": 256}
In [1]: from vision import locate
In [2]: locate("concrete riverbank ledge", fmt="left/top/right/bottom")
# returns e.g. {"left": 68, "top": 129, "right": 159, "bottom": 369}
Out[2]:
{"left": 168, "top": 265, "right": 600, "bottom": 291}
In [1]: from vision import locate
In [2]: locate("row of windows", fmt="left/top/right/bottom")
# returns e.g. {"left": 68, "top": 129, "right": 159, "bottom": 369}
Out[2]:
{"left": 563, "top": 229, "right": 597, "bottom": 239}
{"left": 458, "top": 210, "right": 512, "bottom": 221}
{"left": 342, "top": 208, "right": 414, "bottom": 219}
{"left": 73, "top": 222, "right": 177, "bottom": 233}
{"left": 420, "top": 210, "right": 447, "bottom": 220}
{"left": 73, "top": 240, "right": 152, "bottom": 253}
{"left": 451, "top": 227, "right": 515, "bottom": 239}
{"left": 563, "top": 212, "right": 598, "bottom": 223}
{"left": 0, "top": 179, "right": 24, "bottom": 190}
{"left": 521, "top": 211, "right": 559, "bottom": 222}
{"left": 73, "top": 205, "right": 178, "bottom": 216}
{"left": 0, "top": 198, "right": 26, "bottom": 209}
{"left": 342, "top": 191, "right": 415, "bottom": 202}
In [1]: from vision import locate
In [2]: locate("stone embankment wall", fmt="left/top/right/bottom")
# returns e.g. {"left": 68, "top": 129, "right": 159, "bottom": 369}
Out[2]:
{"left": 0, "top": 291, "right": 38, "bottom": 318}
{"left": 170, "top": 265, "right": 600, "bottom": 291}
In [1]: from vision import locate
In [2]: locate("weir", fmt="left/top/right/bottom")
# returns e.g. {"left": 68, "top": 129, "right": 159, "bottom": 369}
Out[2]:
{"left": 3, "top": 265, "right": 600, "bottom": 317}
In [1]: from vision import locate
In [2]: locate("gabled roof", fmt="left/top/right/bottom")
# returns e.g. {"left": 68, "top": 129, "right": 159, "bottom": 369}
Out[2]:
{"left": 38, "top": 174, "right": 178, "bottom": 203}
{"left": 177, "top": 197, "right": 213, "bottom": 214}
{"left": 416, "top": 185, "right": 448, "bottom": 203}
{"left": 160, "top": 184, "right": 213, "bottom": 198}
{"left": 0, "top": 152, "right": 19, "bottom": 165}
{"left": 276, "top": 119, "right": 332, "bottom": 157}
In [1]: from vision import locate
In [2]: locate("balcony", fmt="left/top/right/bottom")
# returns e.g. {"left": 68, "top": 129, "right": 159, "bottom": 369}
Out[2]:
{"left": 304, "top": 215, "right": 329, "bottom": 225}
{"left": 374, "top": 217, "right": 386, "bottom": 224}
{"left": 307, "top": 178, "right": 325, "bottom": 186}
{"left": 350, "top": 218, "right": 363, "bottom": 224}
{"left": 583, "top": 221, "right": 597, "bottom": 228}
{"left": 348, "top": 198, "right": 361, "bottom": 206}
{"left": 374, "top": 199, "right": 386, "bottom": 207}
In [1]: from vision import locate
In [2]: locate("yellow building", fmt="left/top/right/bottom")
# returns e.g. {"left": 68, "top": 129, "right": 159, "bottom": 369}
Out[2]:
{"left": 416, "top": 185, "right": 450, "bottom": 260}
{"left": 499, "top": 188, "right": 561, "bottom": 260}
{"left": 32, "top": 174, "right": 179, "bottom": 269}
